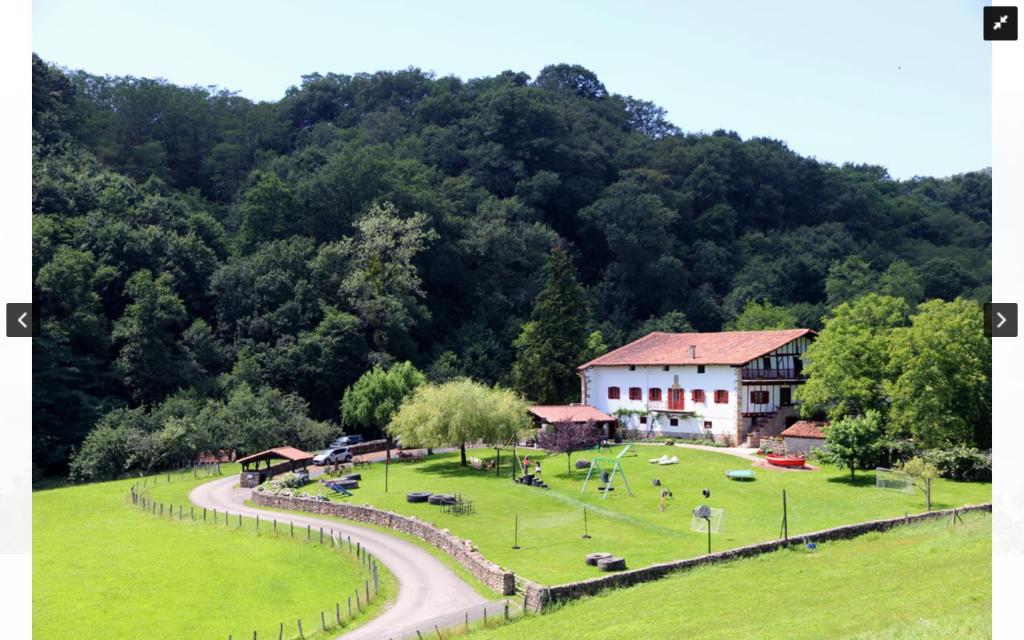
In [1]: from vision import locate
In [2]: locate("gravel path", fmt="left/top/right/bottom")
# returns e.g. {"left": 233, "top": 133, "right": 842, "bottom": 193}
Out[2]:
{"left": 189, "top": 476, "right": 489, "bottom": 640}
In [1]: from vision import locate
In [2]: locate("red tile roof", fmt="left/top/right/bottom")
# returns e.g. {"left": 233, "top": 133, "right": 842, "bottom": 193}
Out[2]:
{"left": 236, "top": 446, "right": 314, "bottom": 465}
{"left": 578, "top": 329, "right": 815, "bottom": 368}
{"left": 781, "top": 421, "right": 828, "bottom": 439}
{"left": 528, "top": 405, "right": 616, "bottom": 423}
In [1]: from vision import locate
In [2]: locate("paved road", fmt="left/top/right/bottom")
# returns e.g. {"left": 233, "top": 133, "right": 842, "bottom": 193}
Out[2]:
{"left": 189, "top": 476, "right": 489, "bottom": 640}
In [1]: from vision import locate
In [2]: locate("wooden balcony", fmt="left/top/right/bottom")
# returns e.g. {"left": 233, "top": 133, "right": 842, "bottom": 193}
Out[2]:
{"left": 741, "top": 367, "right": 805, "bottom": 381}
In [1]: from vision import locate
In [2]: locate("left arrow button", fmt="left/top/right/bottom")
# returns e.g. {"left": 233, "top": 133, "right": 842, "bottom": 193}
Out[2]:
{"left": 6, "top": 303, "right": 38, "bottom": 338}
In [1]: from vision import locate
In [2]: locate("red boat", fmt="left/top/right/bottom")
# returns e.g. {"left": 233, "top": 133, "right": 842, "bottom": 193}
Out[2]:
{"left": 766, "top": 454, "right": 806, "bottom": 468}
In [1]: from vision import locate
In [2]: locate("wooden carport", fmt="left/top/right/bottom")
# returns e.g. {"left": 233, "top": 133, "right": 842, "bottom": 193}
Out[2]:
{"left": 237, "top": 446, "right": 314, "bottom": 488}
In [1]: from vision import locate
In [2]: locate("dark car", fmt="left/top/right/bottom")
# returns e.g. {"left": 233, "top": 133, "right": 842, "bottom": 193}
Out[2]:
{"left": 329, "top": 434, "right": 364, "bottom": 447}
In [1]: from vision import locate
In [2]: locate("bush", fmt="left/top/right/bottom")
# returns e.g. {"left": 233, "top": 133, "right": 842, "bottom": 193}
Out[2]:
{"left": 920, "top": 445, "right": 991, "bottom": 482}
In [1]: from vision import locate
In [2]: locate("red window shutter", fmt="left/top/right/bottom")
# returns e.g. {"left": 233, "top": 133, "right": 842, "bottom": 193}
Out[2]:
{"left": 629, "top": 387, "right": 642, "bottom": 401}
{"left": 649, "top": 388, "right": 661, "bottom": 402}
{"left": 715, "top": 390, "right": 729, "bottom": 404}
{"left": 608, "top": 387, "right": 620, "bottom": 399}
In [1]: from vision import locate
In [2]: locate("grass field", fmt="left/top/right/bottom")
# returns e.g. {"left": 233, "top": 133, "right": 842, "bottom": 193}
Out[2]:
{"left": 34, "top": 469, "right": 395, "bottom": 640}
{"left": 461, "top": 511, "right": 991, "bottom": 639}
{"left": 290, "top": 444, "right": 990, "bottom": 585}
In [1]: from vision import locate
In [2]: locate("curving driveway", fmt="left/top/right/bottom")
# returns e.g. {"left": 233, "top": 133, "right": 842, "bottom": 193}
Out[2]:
{"left": 190, "top": 476, "right": 489, "bottom": 640}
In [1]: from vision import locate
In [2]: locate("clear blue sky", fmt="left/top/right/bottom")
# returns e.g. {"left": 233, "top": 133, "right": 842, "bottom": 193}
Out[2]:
{"left": 33, "top": 0, "right": 991, "bottom": 179}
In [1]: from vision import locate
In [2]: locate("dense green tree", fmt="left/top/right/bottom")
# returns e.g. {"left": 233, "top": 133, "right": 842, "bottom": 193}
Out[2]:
{"left": 886, "top": 299, "right": 990, "bottom": 448}
{"left": 332, "top": 202, "right": 437, "bottom": 358}
{"left": 111, "top": 271, "right": 189, "bottom": 403}
{"left": 726, "top": 300, "right": 799, "bottom": 331}
{"left": 796, "top": 294, "right": 909, "bottom": 420}
{"left": 387, "top": 379, "right": 530, "bottom": 465}
{"left": 818, "top": 411, "right": 885, "bottom": 479}
{"left": 340, "top": 361, "right": 427, "bottom": 437}
{"left": 825, "top": 256, "right": 879, "bottom": 309}
{"left": 511, "top": 246, "right": 589, "bottom": 403}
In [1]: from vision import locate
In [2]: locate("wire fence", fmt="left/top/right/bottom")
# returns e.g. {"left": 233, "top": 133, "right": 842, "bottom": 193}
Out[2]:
{"left": 384, "top": 599, "right": 524, "bottom": 640}
{"left": 128, "top": 485, "right": 384, "bottom": 640}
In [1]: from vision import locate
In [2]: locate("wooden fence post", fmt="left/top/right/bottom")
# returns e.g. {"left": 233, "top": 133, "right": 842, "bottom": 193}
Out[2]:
{"left": 320, "top": 611, "right": 326, "bottom": 631}
{"left": 297, "top": 619, "right": 304, "bottom": 640}
{"left": 335, "top": 602, "right": 341, "bottom": 625}
{"left": 347, "top": 596, "right": 352, "bottom": 619}
{"left": 278, "top": 622, "right": 283, "bottom": 640}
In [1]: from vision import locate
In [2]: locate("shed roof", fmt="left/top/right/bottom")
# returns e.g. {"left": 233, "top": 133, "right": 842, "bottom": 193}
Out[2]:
{"left": 528, "top": 405, "right": 616, "bottom": 424}
{"left": 236, "top": 446, "right": 314, "bottom": 465}
{"left": 578, "top": 329, "right": 815, "bottom": 368}
{"left": 781, "top": 421, "right": 829, "bottom": 439}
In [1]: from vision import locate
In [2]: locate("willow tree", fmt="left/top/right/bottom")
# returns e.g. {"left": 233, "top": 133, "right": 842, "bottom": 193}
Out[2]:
{"left": 387, "top": 379, "right": 530, "bottom": 465}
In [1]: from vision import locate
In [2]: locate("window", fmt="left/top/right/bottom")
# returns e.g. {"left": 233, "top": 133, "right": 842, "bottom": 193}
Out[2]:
{"left": 662, "top": 365, "right": 670, "bottom": 371}
{"left": 639, "top": 416, "right": 647, "bottom": 424}
{"left": 669, "top": 418, "right": 679, "bottom": 427}
{"left": 697, "top": 365, "right": 706, "bottom": 374}
{"left": 691, "top": 389, "right": 705, "bottom": 403}
{"left": 668, "top": 388, "right": 686, "bottom": 410}
{"left": 608, "top": 386, "right": 620, "bottom": 399}
{"left": 628, "top": 365, "right": 636, "bottom": 371}
{"left": 762, "top": 356, "right": 772, "bottom": 370}
{"left": 703, "top": 421, "right": 713, "bottom": 430}
{"left": 648, "top": 388, "right": 662, "bottom": 402}
{"left": 780, "top": 387, "right": 792, "bottom": 406}
{"left": 629, "top": 387, "right": 642, "bottom": 401}
{"left": 750, "top": 390, "right": 770, "bottom": 404}
{"left": 714, "top": 390, "right": 729, "bottom": 404}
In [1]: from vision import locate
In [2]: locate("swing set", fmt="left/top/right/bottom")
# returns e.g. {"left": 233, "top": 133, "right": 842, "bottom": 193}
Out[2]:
{"left": 580, "top": 457, "right": 634, "bottom": 499}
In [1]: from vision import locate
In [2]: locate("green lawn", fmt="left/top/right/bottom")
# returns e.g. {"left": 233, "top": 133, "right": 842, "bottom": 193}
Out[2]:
{"left": 463, "top": 511, "right": 991, "bottom": 639}
{"left": 291, "top": 445, "right": 989, "bottom": 585}
{"left": 34, "top": 470, "right": 395, "bottom": 640}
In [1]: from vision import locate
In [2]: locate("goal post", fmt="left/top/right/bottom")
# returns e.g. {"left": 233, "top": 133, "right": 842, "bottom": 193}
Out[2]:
{"left": 875, "top": 467, "right": 914, "bottom": 493}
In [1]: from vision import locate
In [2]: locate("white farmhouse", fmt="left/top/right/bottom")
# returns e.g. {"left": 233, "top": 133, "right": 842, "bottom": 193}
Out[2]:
{"left": 577, "top": 329, "right": 815, "bottom": 446}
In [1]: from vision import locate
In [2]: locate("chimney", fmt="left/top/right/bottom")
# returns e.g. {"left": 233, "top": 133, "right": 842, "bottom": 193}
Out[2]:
{"left": 688, "top": 344, "right": 697, "bottom": 359}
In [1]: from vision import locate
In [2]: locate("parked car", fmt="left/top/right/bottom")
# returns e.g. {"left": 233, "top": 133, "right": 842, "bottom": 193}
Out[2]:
{"left": 329, "top": 434, "right": 365, "bottom": 447}
{"left": 313, "top": 447, "right": 353, "bottom": 466}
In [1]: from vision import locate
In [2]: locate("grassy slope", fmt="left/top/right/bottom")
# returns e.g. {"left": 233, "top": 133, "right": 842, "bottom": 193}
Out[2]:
{"left": 34, "top": 470, "right": 394, "bottom": 640}
{"left": 292, "top": 445, "right": 989, "bottom": 585}
{"left": 467, "top": 512, "right": 991, "bottom": 639}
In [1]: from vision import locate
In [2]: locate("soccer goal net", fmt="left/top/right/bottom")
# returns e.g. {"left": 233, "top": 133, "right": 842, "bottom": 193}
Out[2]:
{"left": 875, "top": 467, "right": 914, "bottom": 493}
{"left": 689, "top": 507, "right": 725, "bottom": 533}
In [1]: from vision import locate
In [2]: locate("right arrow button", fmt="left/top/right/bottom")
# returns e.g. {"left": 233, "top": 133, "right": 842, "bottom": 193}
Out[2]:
{"left": 985, "top": 303, "right": 1018, "bottom": 338}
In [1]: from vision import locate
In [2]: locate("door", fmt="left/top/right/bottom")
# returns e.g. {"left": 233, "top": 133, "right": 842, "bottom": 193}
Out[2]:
{"left": 668, "top": 388, "right": 685, "bottom": 411}
{"left": 780, "top": 387, "right": 792, "bottom": 406}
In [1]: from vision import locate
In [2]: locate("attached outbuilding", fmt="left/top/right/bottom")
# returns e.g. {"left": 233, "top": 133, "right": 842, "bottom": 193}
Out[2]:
{"left": 527, "top": 404, "right": 618, "bottom": 438}
{"left": 237, "top": 446, "right": 314, "bottom": 488}
{"left": 780, "top": 420, "right": 829, "bottom": 455}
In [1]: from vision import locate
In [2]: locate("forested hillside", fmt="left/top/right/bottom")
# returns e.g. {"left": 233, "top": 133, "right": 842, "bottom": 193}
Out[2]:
{"left": 31, "top": 54, "right": 991, "bottom": 477}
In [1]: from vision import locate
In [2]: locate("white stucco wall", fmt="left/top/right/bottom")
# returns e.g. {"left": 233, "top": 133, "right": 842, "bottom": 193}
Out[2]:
{"left": 581, "top": 364, "right": 740, "bottom": 438}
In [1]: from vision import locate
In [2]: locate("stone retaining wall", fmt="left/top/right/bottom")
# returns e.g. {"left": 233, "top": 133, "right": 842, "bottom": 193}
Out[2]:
{"left": 523, "top": 503, "right": 991, "bottom": 610}
{"left": 253, "top": 491, "right": 516, "bottom": 595}
{"left": 348, "top": 439, "right": 389, "bottom": 456}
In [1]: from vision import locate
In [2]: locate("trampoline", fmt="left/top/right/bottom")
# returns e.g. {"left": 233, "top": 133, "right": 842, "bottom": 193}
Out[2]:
{"left": 725, "top": 469, "right": 756, "bottom": 480}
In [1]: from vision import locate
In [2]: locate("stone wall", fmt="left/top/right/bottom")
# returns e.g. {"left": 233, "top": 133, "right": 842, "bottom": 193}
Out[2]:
{"left": 524, "top": 502, "right": 991, "bottom": 611}
{"left": 348, "top": 439, "right": 389, "bottom": 456}
{"left": 253, "top": 491, "right": 516, "bottom": 595}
